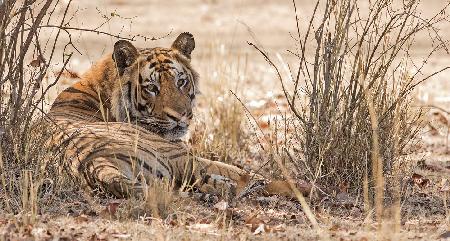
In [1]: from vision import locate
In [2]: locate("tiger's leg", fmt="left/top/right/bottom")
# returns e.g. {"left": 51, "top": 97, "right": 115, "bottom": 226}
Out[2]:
{"left": 75, "top": 154, "right": 147, "bottom": 198}
{"left": 184, "top": 156, "right": 251, "bottom": 197}
{"left": 72, "top": 149, "right": 311, "bottom": 199}
{"left": 81, "top": 155, "right": 242, "bottom": 199}
{"left": 74, "top": 152, "right": 236, "bottom": 198}
{"left": 169, "top": 155, "right": 312, "bottom": 199}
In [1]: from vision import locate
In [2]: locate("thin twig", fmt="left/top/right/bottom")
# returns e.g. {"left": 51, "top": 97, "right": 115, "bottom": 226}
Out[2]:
{"left": 14, "top": 25, "right": 173, "bottom": 42}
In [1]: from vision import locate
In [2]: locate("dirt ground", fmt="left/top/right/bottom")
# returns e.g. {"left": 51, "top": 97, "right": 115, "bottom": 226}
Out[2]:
{"left": 1, "top": 0, "right": 450, "bottom": 240}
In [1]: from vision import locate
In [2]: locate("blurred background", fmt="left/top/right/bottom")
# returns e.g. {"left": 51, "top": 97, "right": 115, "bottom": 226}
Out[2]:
{"left": 45, "top": 0, "right": 450, "bottom": 109}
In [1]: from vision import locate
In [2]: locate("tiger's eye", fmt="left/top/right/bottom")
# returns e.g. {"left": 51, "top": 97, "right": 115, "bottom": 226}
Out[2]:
{"left": 145, "top": 84, "right": 159, "bottom": 96}
{"left": 177, "top": 78, "right": 187, "bottom": 89}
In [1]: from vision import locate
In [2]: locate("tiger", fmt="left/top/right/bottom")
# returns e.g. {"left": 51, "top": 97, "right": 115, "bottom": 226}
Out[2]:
{"left": 48, "top": 32, "right": 311, "bottom": 200}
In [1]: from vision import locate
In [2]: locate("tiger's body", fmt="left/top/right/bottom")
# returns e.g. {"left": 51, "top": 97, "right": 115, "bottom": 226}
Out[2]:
{"left": 48, "top": 33, "right": 309, "bottom": 199}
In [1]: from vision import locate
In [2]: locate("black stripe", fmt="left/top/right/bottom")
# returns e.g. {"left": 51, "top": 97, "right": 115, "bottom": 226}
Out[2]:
{"left": 135, "top": 86, "right": 140, "bottom": 107}
{"left": 64, "top": 87, "right": 99, "bottom": 101}
{"left": 73, "top": 137, "right": 108, "bottom": 154}
{"left": 202, "top": 174, "right": 211, "bottom": 185}
{"left": 77, "top": 148, "right": 159, "bottom": 180}
{"left": 52, "top": 99, "right": 99, "bottom": 112}
{"left": 167, "top": 151, "right": 188, "bottom": 160}
{"left": 137, "top": 103, "right": 146, "bottom": 112}
{"left": 113, "top": 153, "right": 154, "bottom": 173}
{"left": 77, "top": 144, "right": 112, "bottom": 163}
{"left": 92, "top": 163, "right": 119, "bottom": 177}
{"left": 156, "top": 158, "right": 172, "bottom": 176}
{"left": 127, "top": 82, "right": 132, "bottom": 102}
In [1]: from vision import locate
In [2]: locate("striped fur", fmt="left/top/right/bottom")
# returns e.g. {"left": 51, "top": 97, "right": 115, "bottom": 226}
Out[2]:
{"left": 48, "top": 33, "right": 306, "bottom": 199}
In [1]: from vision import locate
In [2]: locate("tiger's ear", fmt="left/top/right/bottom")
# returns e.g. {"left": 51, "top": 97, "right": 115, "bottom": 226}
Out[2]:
{"left": 112, "top": 40, "right": 138, "bottom": 75}
{"left": 171, "top": 32, "right": 195, "bottom": 59}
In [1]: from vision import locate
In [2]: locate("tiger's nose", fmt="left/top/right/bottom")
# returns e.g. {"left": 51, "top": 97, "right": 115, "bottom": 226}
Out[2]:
{"left": 163, "top": 107, "right": 191, "bottom": 126}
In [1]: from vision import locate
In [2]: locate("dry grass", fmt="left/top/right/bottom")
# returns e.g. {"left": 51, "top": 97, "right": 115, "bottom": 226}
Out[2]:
{"left": 1, "top": 0, "right": 450, "bottom": 240}
{"left": 0, "top": 0, "right": 79, "bottom": 217}
{"left": 144, "top": 178, "right": 175, "bottom": 219}
{"left": 189, "top": 43, "right": 249, "bottom": 165}
{"left": 250, "top": 0, "right": 449, "bottom": 201}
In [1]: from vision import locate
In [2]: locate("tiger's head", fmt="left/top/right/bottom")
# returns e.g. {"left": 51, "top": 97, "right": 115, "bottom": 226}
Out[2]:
{"left": 110, "top": 33, "right": 199, "bottom": 140}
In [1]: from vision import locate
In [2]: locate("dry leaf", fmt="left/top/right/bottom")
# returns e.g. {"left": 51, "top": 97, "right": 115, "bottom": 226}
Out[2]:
{"left": 54, "top": 69, "right": 81, "bottom": 79}
{"left": 246, "top": 213, "right": 268, "bottom": 233}
{"left": 246, "top": 214, "right": 265, "bottom": 226}
{"left": 428, "top": 123, "right": 440, "bottom": 136}
{"left": 29, "top": 58, "right": 44, "bottom": 67}
{"left": 257, "top": 120, "right": 270, "bottom": 130}
{"left": 213, "top": 200, "right": 228, "bottom": 211}
{"left": 169, "top": 219, "right": 178, "bottom": 226}
{"left": 271, "top": 224, "right": 286, "bottom": 233}
{"left": 100, "top": 201, "right": 120, "bottom": 218}
{"left": 75, "top": 215, "right": 89, "bottom": 223}
{"left": 275, "top": 93, "right": 285, "bottom": 100}
{"left": 412, "top": 173, "right": 429, "bottom": 188}
{"left": 265, "top": 100, "right": 277, "bottom": 109}
{"left": 199, "top": 218, "right": 210, "bottom": 224}
{"left": 111, "top": 233, "right": 131, "bottom": 239}
{"left": 107, "top": 201, "right": 120, "bottom": 214}
{"left": 89, "top": 233, "right": 108, "bottom": 241}
{"left": 253, "top": 224, "right": 267, "bottom": 235}
{"left": 0, "top": 219, "right": 8, "bottom": 225}
{"left": 31, "top": 227, "right": 52, "bottom": 239}
{"left": 252, "top": 223, "right": 284, "bottom": 234}
{"left": 339, "top": 181, "right": 349, "bottom": 193}
{"left": 329, "top": 224, "right": 340, "bottom": 232}
{"left": 336, "top": 191, "right": 354, "bottom": 208}
{"left": 188, "top": 223, "right": 215, "bottom": 232}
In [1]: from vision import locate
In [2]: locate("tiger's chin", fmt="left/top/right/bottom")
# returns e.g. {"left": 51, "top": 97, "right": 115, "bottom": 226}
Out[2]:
{"left": 162, "top": 126, "right": 189, "bottom": 141}
{"left": 143, "top": 124, "right": 188, "bottom": 141}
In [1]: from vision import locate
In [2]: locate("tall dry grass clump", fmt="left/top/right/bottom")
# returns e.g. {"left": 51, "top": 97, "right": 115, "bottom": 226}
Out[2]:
{"left": 0, "top": 0, "right": 76, "bottom": 217}
{"left": 251, "top": 0, "right": 450, "bottom": 211}
{"left": 189, "top": 44, "right": 248, "bottom": 164}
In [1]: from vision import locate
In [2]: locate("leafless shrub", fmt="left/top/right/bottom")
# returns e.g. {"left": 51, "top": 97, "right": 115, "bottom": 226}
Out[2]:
{"left": 251, "top": 0, "right": 450, "bottom": 208}
{"left": 0, "top": 0, "right": 78, "bottom": 215}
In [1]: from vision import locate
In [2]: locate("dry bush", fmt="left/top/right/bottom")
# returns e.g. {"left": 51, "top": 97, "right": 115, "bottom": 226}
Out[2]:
{"left": 0, "top": 0, "right": 79, "bottom": 216}
{"left": 251, "top": 0, "right": 450, "bottom": 199}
